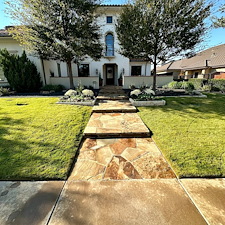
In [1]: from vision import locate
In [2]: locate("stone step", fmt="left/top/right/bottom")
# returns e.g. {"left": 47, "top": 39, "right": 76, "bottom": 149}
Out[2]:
{"left": 92, "top": 100, "right": 137, "bottom": 113}
{"left": 97, "top": 94, "right": 129, "bottom": 101}
{"left": 83, "top": 113, "right": 150, "bottom": 138}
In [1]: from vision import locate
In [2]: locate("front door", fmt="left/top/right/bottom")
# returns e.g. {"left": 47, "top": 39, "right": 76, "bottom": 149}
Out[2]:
{"left": 106, "top": 65, "right": 114, "bottom": 85}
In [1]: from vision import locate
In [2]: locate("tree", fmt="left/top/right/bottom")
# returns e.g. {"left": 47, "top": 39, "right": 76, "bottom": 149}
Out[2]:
{"left": 213, "top": 4, "right": 225, "bottom": 28}
{"left": 0, "top": 49, "right": 42, "bottom": 92}
{"left": 6, "top": 0, "right": 103, "bottom": 89}
{"left": 116, "top": 0, "right": 211, "bottom": 90}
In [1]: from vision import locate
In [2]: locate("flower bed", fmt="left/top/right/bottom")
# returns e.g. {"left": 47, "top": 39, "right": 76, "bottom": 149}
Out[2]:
{"left": 129, "top": 98, "right": 166, "bottom": 106}
{"left": 57, "top": 85, "right": 96, "bottom": 106}
{"left": 129, "top": 87, "right": 166, "bottom": 106}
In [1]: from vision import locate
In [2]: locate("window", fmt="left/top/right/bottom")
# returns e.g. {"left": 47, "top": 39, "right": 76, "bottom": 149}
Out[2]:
{"left": 105, "top": 33, "right": 114, "bottom": 56}
{"left": 57, "top": 63, "right": 61, "bottom": 77}
{"left": 131, "top": 66, "right": 142, "bottom": 76}
{"left": 78, "top": 64, "right": 89, "bottom": 77}
{"left": 106, "top": 16, "right": 113, "bottom": 23}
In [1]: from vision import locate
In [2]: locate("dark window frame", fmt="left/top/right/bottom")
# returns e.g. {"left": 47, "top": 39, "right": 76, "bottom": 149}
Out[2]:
{"left": 131, "top": 66, "right": 142, "bottom": 76}
{"left": 106, "top": 16, "right": 113, "bottom": 23}
{"left": 78, "top": 64, "right": 90, "bottom": 77}
{"left": 57, "top": 63, "right": 61, "bottom": 77}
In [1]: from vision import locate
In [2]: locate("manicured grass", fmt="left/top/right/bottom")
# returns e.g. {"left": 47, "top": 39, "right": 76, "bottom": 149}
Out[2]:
{"left": 0, "top": 98, "right": 91, "bottom": 180}
{"left": 138, "top": 93, "right": 225, "bottom": 178}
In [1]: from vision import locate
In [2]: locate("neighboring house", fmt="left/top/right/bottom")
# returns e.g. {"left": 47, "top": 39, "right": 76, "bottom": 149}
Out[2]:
{"left": 157, "top": 44, "right": 225, "bottom": 80}
{"left": 0, "top": 5, "right": 173, "bottom": 89}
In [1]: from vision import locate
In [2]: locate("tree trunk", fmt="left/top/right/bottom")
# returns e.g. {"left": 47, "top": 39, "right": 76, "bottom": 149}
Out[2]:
{"left": 153, "top": 56, "right": 157, "bottom": 91}
{"left": 40, "top": 57, "right": 46, "bottom": 85}
{"left": 67, "top": 60, "right": 75, "bottom": 89}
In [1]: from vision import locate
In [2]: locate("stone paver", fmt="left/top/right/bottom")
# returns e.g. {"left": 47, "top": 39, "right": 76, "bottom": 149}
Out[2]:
{"left": 97, "top": 93, "right": 128, "bottom": 100}
{"left": 84, "top": 113, "right": 150, "bottom": 138}
{"left": 69, "top": 138, "right": 175, "bottom": 181}
{"left": 92, "top": 100, "right": 137, "bottom": 113}
{"left": 48, "top": 180, "right": 207, "bottom": 225}
{"left": 0, "top": 181, "right": 64, "bottom": 225}
{"left": 181, "top": 179, "right": 225, "bottom": 225}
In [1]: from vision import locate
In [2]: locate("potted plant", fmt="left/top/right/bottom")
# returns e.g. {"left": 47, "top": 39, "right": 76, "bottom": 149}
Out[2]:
{"left": 118, "top": 72, "right": 123, "bottom": 86}
{"left": 99, "top": 73, "right": 103, "bottom": 86}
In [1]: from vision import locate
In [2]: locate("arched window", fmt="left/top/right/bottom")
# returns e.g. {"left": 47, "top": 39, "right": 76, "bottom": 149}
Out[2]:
{"left": 105, "top": 33, "right": 114, "bottom": 56}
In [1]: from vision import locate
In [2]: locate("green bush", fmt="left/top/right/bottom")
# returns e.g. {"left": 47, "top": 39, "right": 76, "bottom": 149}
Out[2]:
{"left": 189, "top": 78, "right": 206, "bottom": 90}
{"left": 0, "top": 87, "right": 10, "bottom": 96}
{"left": 41, "top": 84, "right": 64, "bottom": 92}
{"left": 167, "top": 81, "right": 182, "bottom": 89}
{"left": 181, "top": 82, "right": 195, "bottom": 91}
{"left": 0, "top": 49, "right": 42, "bottom": 92}
{"left": 209, "top": 79, "right": 225, "bottom": 92}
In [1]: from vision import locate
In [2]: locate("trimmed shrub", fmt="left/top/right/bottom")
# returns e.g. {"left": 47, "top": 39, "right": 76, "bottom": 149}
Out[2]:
{"left": 181, "top": 82, "right": 195, "bottom": 91}
{"left": 0, "top": 49, "right": 42, "bottom": 92}
{"left": 209, "top": 79, "right": 225, "bottom": 92}
{"left": 167, "top": 81, "right": 182, "bottom": 89}
{"left": 189, "top": 78, "right": 206, "bottom": 90}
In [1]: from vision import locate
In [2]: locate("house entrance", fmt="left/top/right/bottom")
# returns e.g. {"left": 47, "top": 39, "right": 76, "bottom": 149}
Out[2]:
{"left": 106, "top": 64, "right": 115, "bottom": 85}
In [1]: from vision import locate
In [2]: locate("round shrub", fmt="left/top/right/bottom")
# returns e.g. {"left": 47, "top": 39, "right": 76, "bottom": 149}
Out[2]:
{"left": 82, "top": 89, "right": 94, "bottom": 97}
{"left": 65, "top": 89, "right": 77, "bottom": 96}
{"left": 130, "top": 89, "right": 141, "bottom": 96}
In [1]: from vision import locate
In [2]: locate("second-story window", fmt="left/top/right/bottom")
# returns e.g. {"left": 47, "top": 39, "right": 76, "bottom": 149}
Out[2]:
{"left": 105, "top": 33, "right": 114, "bottom": 56}
{"left": 106, "top": 16, "right": 113, "bottom": 23}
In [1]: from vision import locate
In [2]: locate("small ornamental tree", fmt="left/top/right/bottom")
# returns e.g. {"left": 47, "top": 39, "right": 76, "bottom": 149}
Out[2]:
{"left": 6, "top": 0, "right": 103, "bottom": 89}
{"left": 116, "top": 0, "right": 211, "bottom": 90}
{"left": 0, "top": 49, "right": 42, "bottom": 92}
{"left": 213, "top": 4, "right": 225, "bottom": 28}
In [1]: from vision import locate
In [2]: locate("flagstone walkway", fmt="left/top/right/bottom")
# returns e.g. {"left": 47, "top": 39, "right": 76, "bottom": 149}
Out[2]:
{"left": 48, "top": 86, "right": 210, "bottom": 225}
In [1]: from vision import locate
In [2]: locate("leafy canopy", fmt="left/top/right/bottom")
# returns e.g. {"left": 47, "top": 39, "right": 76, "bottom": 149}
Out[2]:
{"left": 116, "top": 0, "right": 211, "bottom": 90}
{"left": 213, "top": 4, "right": 225, "bottom": 28}
{"left": 6, "top": 0, "right": 103, "bottom": 62}
{"left": 117, "top": 0, "right": 211, "bottom": 63}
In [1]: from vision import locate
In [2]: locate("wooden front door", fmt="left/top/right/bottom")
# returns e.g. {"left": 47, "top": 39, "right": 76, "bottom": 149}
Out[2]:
{"left": 106, "top": 65, "right": 114, "bottom": 85}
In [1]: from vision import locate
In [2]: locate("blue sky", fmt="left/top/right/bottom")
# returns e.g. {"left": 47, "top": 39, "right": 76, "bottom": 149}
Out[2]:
{"left": 0, "top": 0, "right": 225, "bottom": 50}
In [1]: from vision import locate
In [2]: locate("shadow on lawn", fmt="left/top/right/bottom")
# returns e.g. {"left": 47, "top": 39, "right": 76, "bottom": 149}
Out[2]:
{"left": 0, "top": 116, "right": 63, "bottom": 181}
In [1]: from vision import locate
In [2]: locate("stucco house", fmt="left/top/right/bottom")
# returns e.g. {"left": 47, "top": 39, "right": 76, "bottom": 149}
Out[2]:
{"left": 0, "top": 5, "right": 173, "bottom": 89}
{"left": 157, "top": 44, "right": 225, "bottom": 80}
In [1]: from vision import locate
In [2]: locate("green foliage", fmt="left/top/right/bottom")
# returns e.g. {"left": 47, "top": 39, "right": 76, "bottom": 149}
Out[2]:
{"left": 41, "top": 84, "right": 65, "bottom": 92}
{"left": 138, "top": 94, "right": 225, "bottom": 177}
{"left": 209, "top": 79, "right": 225, "bottom": 92}
{"left": 189, "top": 78, "right": 225, "bottom": 92}
{"left": 0, "top": 49, "right": 42, "bottom": 92}
{"left": 0, "top": 97, "right": 91, "bottom": 180}
{"left": 181, "top": 82, "right": 195, "bottom": 91}
{"left": 0, "top": 87, "right": 10, "bottom": 96}
{"left": 167, "top": 81, "right": 183, "bottom": 89}
{"left": 116, "top": 0, "right": 211, "bottom": 90}
{"left": 189, "top": 78, "right": 206, "bottom": 90}
{"left": 213, "top": 4, "right": 225, "bottom": 28}
{"left": 6, "top": 0, "right": 103, "bottom": 89}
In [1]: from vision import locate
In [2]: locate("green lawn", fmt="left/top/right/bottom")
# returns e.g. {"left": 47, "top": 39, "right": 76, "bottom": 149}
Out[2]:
{"left": 0, "top": 97, "right": 91, "bottom": 180}
{"left": 138, "top": 93, "right": 225, "bottom": 178}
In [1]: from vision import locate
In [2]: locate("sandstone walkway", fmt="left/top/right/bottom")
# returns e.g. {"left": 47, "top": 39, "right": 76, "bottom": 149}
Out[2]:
{"left": 48, "top": 86, "right": 225, "bottom": 225}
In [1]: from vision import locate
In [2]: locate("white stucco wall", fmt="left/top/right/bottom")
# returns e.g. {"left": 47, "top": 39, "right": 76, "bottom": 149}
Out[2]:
{"left": 123, "top": 76, "right": 173, "bottom": 89}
